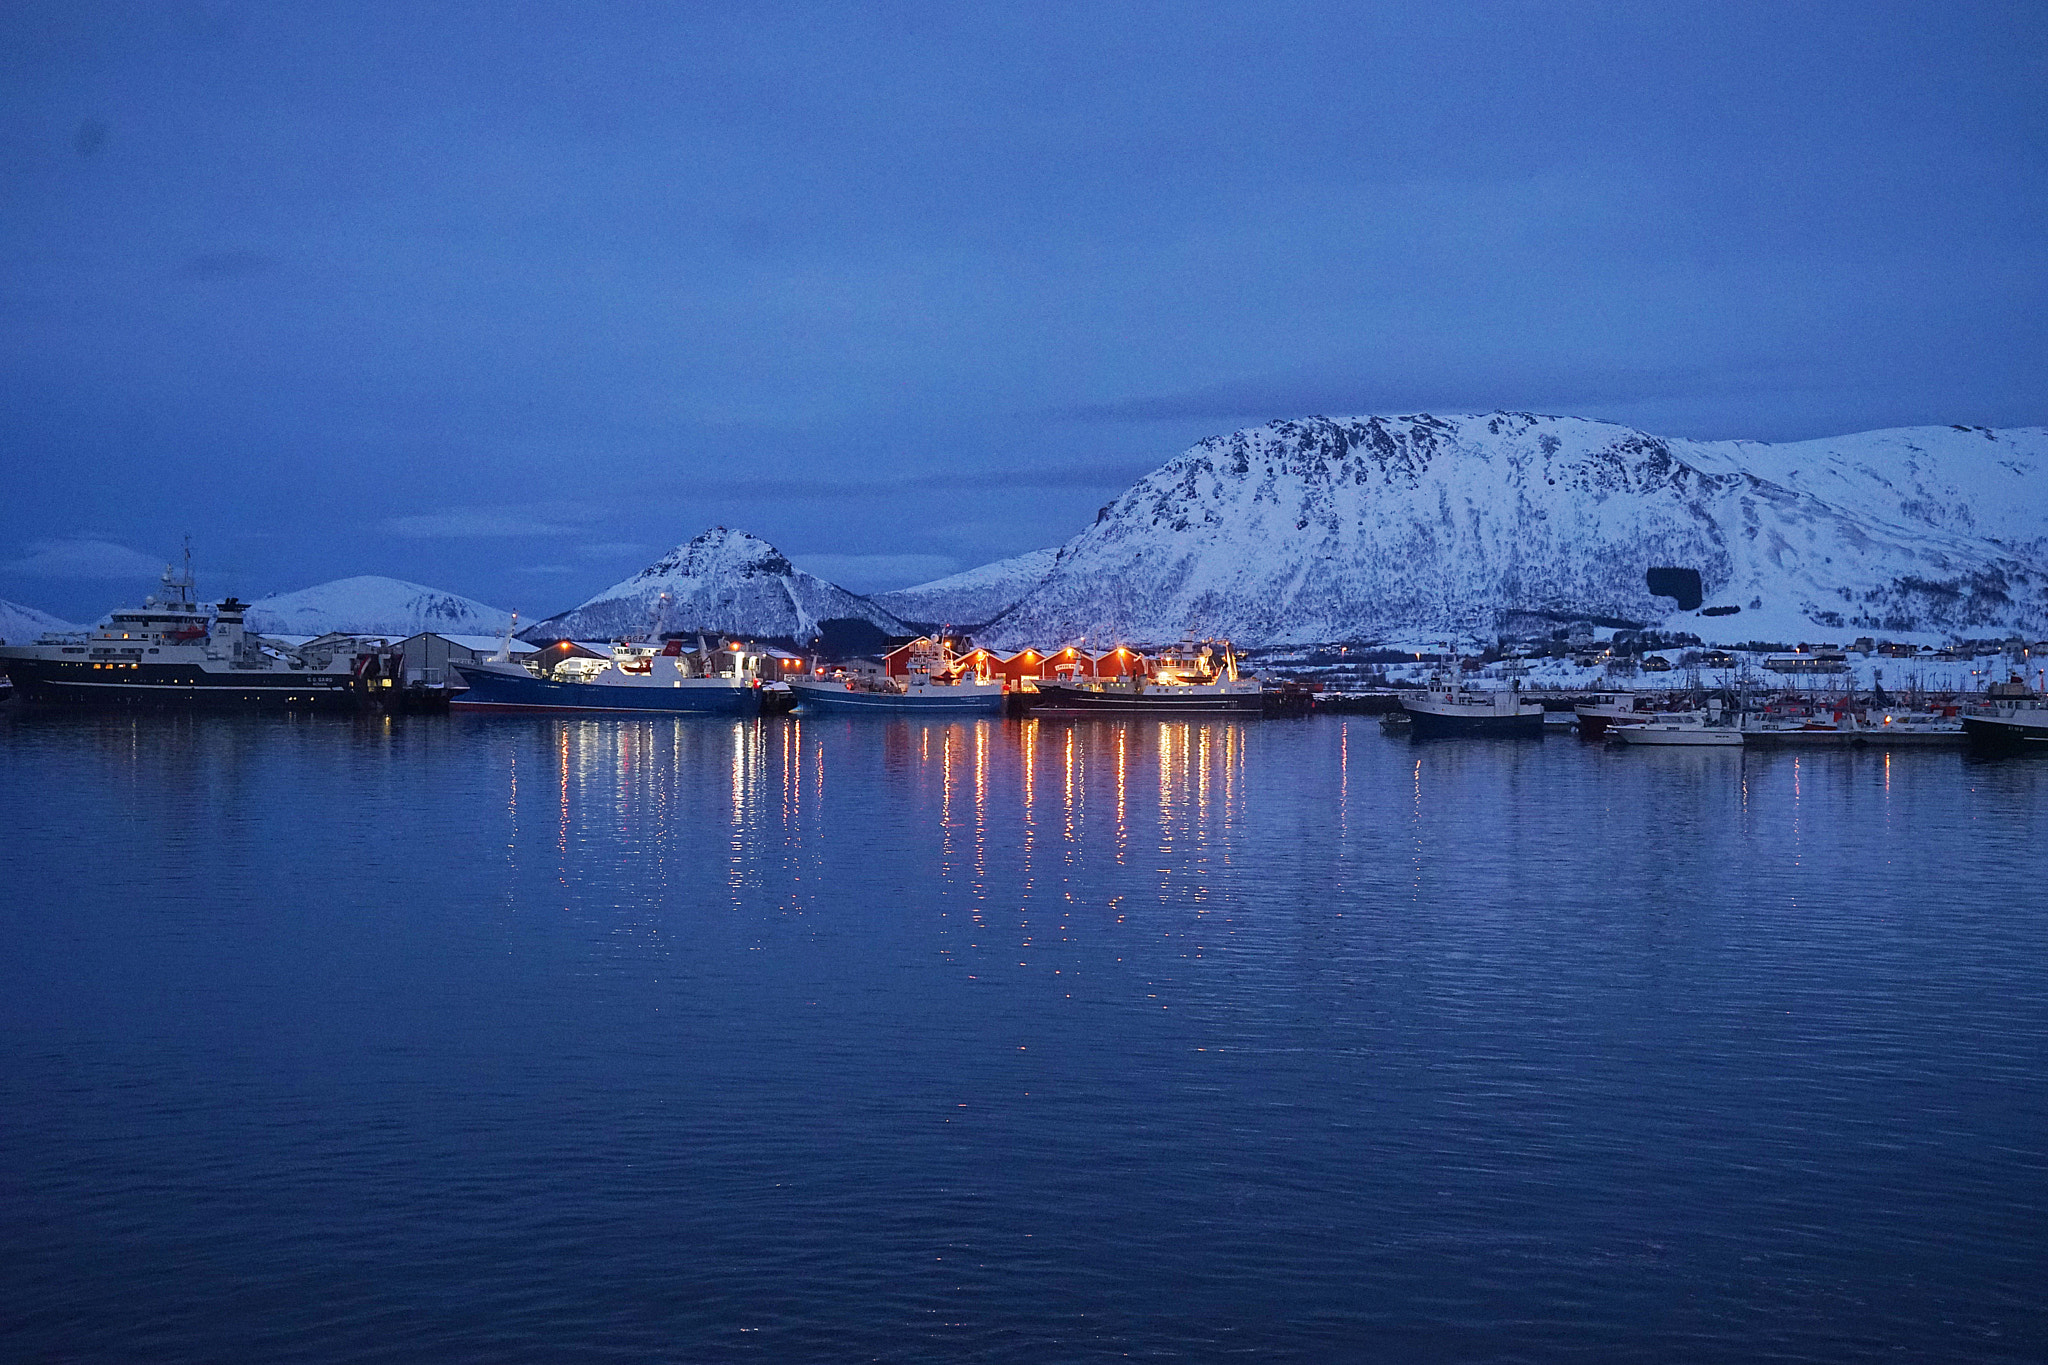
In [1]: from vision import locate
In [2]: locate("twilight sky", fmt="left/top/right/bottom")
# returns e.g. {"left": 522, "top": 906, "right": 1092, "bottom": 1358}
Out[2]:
{"left": 3, "top": 1, "right": 2044, "bottom": 620}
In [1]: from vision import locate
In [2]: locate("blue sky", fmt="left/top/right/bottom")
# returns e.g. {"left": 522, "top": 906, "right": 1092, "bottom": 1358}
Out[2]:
{"left": 3, "top": 1, "right": 2044, "bottom": 620}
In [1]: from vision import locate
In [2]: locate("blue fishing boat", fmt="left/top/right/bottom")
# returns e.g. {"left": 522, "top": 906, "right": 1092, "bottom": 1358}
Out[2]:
{"left": 451, "top": 638, "right": 761, "bottom": 715}
{"left": 790, "top": 637, "right": 1007, "bottom": 715}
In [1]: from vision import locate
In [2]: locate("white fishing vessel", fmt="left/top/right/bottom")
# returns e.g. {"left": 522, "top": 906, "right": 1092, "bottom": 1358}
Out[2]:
{"left": 1400, "top": 657, "right": 1544, "bottom": 738}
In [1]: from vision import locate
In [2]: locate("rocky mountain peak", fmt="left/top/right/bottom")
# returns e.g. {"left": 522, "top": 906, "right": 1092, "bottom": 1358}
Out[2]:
{"left": 970, "top": 412, "right": 2047, "bottom": 648}
{"left": 523, "top": 527, "right": 906, "bottom": 644}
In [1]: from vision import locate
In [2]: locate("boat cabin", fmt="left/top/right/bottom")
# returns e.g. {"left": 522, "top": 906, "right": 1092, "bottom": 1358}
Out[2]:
{"left": 881, "top": 637, "right": 993, "bottom": 684}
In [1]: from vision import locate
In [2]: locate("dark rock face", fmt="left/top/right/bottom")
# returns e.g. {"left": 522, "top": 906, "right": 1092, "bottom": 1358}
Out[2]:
{"left": 1645, "top": 567, "right": 1704, "bottom": 612}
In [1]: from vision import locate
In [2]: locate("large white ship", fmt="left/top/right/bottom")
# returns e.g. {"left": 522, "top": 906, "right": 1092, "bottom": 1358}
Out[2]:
{"left": 0, "top": 554, "right": 381, "bottom": 709}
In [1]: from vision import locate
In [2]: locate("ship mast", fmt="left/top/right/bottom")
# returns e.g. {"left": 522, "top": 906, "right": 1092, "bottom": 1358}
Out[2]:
{"left": 492, "top": 612, "right": 518, "bottom": 663}
{"left": 160, "top": 534, "right": 197, "bottom": 608}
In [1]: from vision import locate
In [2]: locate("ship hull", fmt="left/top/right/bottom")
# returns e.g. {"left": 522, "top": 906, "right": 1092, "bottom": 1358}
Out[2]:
{"left": 1405, "top": 710, "right": 1546, "bottom": 738}
{"left": 0, "top": 656, "right": 360, "bottom": 709}
{"left": 1023, "top": 682, "right": 1264, "bottom": 716}
{"left": 1614, "top": 724, "right": 1743, "bottom": 746}
{"left": 1402, "top": 701, "right": 1545, "bottom": 738}
{"left": 1962, "top": 714, "right": 2048, "bottom": 752}
{"left": 1573, "top": 709, "right": 1619, "bottom": 739}
{"left": 450, "top": 665, "right": 760, "bottom": 715}
{"left": 789, "top": 681, "right": 1005, "bottom": 715}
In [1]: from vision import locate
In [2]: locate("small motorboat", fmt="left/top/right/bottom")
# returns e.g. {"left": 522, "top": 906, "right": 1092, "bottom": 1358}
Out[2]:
{"left": 1612, "top": 718, "right": 1743, "bottom": 747}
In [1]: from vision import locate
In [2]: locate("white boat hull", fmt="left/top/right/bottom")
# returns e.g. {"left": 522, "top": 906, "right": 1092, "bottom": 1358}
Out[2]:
{"left": 1615, "top": 723, "right": 1743, "bottom": 746}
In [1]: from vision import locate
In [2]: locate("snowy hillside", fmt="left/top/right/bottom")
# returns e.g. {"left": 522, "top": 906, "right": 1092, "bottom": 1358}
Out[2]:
{"left": 1678, "top": 425, "right": 2047, "bottom": 565}
{"left": 874, "top": 548, "right": 1059, "bottom": 628}
{"left": 0, "top": 598, "right": 77, "bottom": 645}
{"left": 246, "top": 576, "right": 514, "bottom": 637}
{"left": 524, "top": 527, "right": 907, "bottom": 643}
{"left": 978, "top": 413, "right": 2048, "bottom": 649}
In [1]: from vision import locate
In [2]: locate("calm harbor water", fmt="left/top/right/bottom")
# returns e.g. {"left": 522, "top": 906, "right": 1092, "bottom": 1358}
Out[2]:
{"left": 2, "top": 709, "right": 2044, "bottom": 1363}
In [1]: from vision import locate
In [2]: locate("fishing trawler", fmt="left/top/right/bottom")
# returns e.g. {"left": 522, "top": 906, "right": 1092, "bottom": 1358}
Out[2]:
{"left": 1399, "top": 658, "right": 1545, "bottom": 738}
{"left": 450, "top": 634, "right": 762, "bottom": 715}
{"left": 0, "top": 551, "right": 374, "bottom": 709}
{"left": 1025, "top": 639, "right": 1263, "bottom": 715}
{"left": 1961, "top": 677, "right": 2048, "bottom": 752}
{"left": 790, "top": 636, "right": 1006, "bottom": 714}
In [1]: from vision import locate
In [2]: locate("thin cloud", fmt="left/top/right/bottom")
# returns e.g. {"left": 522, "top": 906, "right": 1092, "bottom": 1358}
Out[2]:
{"left": 1046, "top": 360, "right": 1799, "bottom": 426}
{"left": 660, "top": 464, "right": 1155, "bottom": 502}
{"left": 3, "top": 537, "right": 165, "bottom": 579}
{"left": 383, "top": 508, "right": 595, "bottom": 539}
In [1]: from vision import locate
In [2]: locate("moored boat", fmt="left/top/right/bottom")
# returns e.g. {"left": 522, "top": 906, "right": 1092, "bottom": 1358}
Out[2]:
{"left": 1574, "top": 693, "right": 1704, "bottom": 739}
{"left": 789, "top": 677, "right": 1007, "bottom": 714}
{"left": 0, "top": 552, "right": 376, "bottom": 710}
{"left": 1961, "top": 682, "right": 2048, "bottom": 752}
{"left": 1732, "top": 698, "right": 1971, "bottom": 747}
{"left": 450, "top": 637, "right": 762, "bottom": 715}
{"left": 1400, "top": 667, "right": 1544, "bottom": 738}
{"left": 1024, "top": 640, "right": 1262, "bottom": 716}
{"left": 791, "top": 637, "right": 1006, "bottom": 715}
{"left": 1612, "top": 718, "right": 1743, "bottom": 746}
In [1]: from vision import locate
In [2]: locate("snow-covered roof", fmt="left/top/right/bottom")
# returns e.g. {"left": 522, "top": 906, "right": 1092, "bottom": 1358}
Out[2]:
{"left": 407, "top": 632, "right": 539, "bottom": 654}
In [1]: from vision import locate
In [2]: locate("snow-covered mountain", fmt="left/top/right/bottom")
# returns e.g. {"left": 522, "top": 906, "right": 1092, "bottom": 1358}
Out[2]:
{"left": 0, "top": 598, "right": 76, "bottom": 645}
{"left": 524, "top": 527, "right": 907, "bottom": 643}
{"left": 246, "top": 576, "right": 514, "bottom": 637}
{"left": 1680, "top": 425, "right": 2047, "bottom": 567}
{"left": 976, "top": 414, "right": 2048, "bottom": 649}
{"left": 874, "top": 547, "right": 1059, "bottom": 628}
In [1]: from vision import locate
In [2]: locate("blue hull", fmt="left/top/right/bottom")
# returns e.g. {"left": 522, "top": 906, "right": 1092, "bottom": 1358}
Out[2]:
{"left": 1024, "top": 682, "right": 1265, "bottom": 715}
{"left": 451, "top": 665, "right": 760, "bottom": 716}
{"left": 791, "top": 683, "right": 1005, "bottom": 715}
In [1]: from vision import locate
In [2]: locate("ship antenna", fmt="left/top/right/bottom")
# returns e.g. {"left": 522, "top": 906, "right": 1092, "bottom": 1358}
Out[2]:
{"left": 493, "top": 612, "right": 518, "bottom": 663}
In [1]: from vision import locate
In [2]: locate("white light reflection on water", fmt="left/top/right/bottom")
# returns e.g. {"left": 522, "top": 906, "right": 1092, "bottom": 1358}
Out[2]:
{"left": 495, "top": 714, "right": 1271, "bottom": 982}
